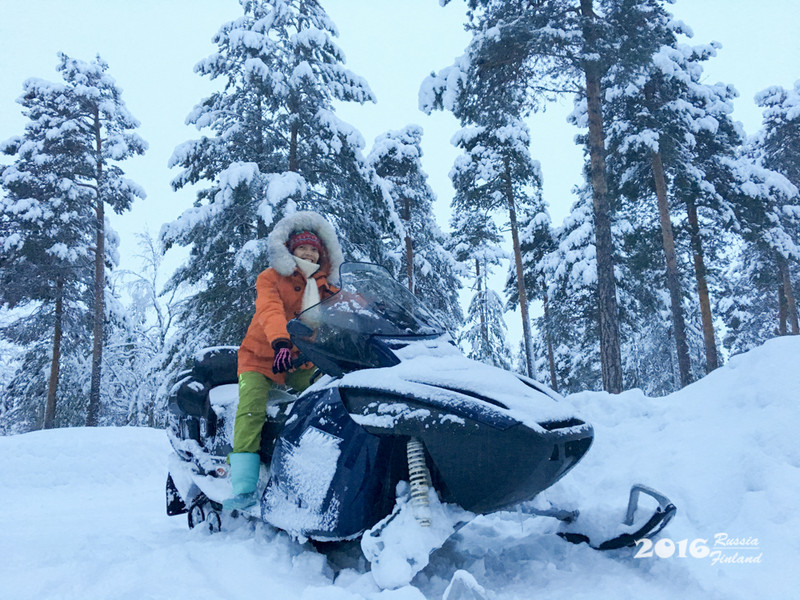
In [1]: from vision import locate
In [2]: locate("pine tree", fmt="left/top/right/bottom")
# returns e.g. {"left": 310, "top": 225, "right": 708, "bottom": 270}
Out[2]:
{"left": 431, "top": 0, "right": 677, "bottom": 392}
{"left": 54, "top": 54, "right": 146, "bottom": 426}
{"left": 753, "top": 81, "right": 800, "bottom": 333}
{"left": 504, "top": 195, "right": 559, "bottom": 389}
{"left": 540, "top": 189, "right": 602, "bottom": 392}
{"left": 755, "top": 81, "right": 800, "bottom": 195}
{"left": 1, "top": 106, "right": 92, "bottom": 428}
{"left": 717, "top": 164, "right": 799, "bottom": 351}
{"left": 613, "top": 190, "right": 706, "bottom": 394}
{"left": 542, "top": 183, "right": 683, "bottom": 394}
{"left": 368, "top": 125, "right": 463, "bottom": 332}
{"left": 450, "top": 210, "right": 512, "bottom": 368}
{"left": 163, "top": 0, "right": 396, "bottom": 356}
{"left": 603, "top": 40, "right": 738, "bottom": 382}
{"left": 718, "top": 244, "right": 777, "bottom": 355}
{"left": 420, "top": 56, "right": 542, "bottom": 377}
{"left": 1, "top": 54, "right": 144, "bottom": 429}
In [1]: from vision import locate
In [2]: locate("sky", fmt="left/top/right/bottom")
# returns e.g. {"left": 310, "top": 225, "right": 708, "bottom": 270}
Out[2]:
{"left": 0, "top": 0, "right": 798, "bottom": 340}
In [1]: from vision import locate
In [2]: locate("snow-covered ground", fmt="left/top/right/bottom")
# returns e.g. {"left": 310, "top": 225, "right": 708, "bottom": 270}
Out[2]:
{"left": 2, "top": 337, "right": 799, "bottom": 599}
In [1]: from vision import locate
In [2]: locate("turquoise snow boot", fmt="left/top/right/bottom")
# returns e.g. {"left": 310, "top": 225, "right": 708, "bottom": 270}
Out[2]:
{"left": 222, "top": 452, "right": 261, "bottom": 512}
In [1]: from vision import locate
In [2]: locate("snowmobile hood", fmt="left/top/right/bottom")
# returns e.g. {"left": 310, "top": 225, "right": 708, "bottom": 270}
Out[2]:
{"left": 322, "top": 337, "right": 585, "bottom": 433}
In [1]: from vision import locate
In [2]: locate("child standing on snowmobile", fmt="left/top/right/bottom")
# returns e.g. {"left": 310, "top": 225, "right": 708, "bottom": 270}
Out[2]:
{"left": 223, "top": 211, "right": 344, "bottom": 511}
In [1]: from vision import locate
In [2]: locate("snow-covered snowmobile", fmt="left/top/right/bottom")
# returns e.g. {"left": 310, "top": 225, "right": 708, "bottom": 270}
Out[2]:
{"left": 165, "top": 262, "right": 676, "bottom": 587}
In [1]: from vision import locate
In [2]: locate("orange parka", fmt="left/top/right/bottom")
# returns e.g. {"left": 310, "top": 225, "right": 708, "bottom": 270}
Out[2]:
{"left": 237, "top": 266, "right": 336, "bottom": 383}
{"left": 236, "top": 211, "right": 344, "bottom": 384}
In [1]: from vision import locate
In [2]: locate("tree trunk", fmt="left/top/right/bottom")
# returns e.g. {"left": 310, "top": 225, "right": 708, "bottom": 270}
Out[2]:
{"left": 403, "top": 199, "right": 414, "bottom": 293}
{"left": 651, "top": 151, "right": 692, "bottom": 387}
{"left": 44, "top": 277, "right": 63, "bottom": 429}
{"left": 289, "top": 121, "right": 299, "bottom": 173}
{"left": 580, "top": 0, "right": 623, "bottom": 393}
{"left": 777, "top": 253, "right": 799, "bottom": 334}
{"left": 543, "top": 283, "right": 558, "bottom": 392}
{"left": 256, "top": 95, "right": 265, "bottom": 168}
{"left": 778, "top": 281, "right": 788, "bottom": 335}
{"left": 477, "top": 259, "right": 489, "bottom": 351}
{"left": 502, "top": 158, "right": 534, "bottom": 378}
{"left": 86, "top": 108, "right": 105, "bottom": 427}
{"left": 685, "top": 196, "right": 718, "bottom": 372}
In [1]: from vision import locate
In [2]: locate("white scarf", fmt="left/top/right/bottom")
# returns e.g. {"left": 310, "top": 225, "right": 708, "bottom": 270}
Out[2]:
{"left": 293, "top": 255, "right": 321, "bottom": 311}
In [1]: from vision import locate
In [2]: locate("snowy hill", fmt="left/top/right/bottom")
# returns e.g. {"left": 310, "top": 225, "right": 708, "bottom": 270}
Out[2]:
{"left": 2, "top": 337, "right": 799, "bottom": 600}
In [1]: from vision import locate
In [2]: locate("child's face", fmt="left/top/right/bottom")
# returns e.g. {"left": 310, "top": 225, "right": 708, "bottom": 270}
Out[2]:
{"left": 293, "top": 244, "right": 320, "bottom": 264}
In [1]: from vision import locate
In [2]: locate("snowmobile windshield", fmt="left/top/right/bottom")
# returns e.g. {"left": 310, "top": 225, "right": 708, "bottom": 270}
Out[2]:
{"left": 288, "top": 263, "right": 445, "bottom": 376}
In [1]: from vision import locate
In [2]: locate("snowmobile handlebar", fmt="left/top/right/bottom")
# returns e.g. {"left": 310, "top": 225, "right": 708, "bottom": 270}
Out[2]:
{"left": 292, "top": 353, "right": 308, "bottom": 370}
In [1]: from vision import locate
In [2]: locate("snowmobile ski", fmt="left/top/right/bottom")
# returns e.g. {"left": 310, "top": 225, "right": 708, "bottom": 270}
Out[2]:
{"left": 556, "top": 484, "right": 677, "bottom": 550}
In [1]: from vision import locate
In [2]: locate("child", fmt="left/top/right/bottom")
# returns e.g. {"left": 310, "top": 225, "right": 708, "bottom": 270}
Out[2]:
{"left": 223, "top": 211, "right": 344, "bottom": 511}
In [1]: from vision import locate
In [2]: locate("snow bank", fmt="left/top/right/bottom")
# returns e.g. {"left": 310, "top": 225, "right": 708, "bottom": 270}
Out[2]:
{"left": 537, "top": 335, "right": 800, "bottom": 600}
{"left": 1, "top": 337, "right": 799, "bottom": 599}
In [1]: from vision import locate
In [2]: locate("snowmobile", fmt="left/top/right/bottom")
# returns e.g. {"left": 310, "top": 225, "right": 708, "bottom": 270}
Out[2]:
{"left": 165, "top": 262, "right": 676, "bottom": 587}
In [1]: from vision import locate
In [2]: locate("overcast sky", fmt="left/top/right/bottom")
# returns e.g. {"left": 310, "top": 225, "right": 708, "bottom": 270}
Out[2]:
{"left": 1, "top": 0, "right": 798, "bottom": 331}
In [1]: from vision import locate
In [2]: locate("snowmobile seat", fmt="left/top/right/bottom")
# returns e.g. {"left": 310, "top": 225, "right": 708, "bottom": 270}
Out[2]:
{"left": 170, "top": 377, "right": 210, "bottom": 417}
{"left": 192, "top": 346, "right": 239, "bottom": 388}
{"left": 166, "top": 376, "right": 216, "bottom": 446}
{"left": 166, "top": 347, "right": 238, "bottom": 452}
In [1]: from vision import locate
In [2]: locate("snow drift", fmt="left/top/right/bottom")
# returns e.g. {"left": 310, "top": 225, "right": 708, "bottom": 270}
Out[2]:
{"left": 1, "top": 336, "right": 799, "bottom": 599}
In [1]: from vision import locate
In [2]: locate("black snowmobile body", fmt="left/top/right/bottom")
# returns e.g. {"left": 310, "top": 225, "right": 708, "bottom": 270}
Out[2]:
{"left": 165, "top": 262, "right": 672, "bottom": 554}
{"left": 260, "top": 367, "right": 592, "bottom": 540}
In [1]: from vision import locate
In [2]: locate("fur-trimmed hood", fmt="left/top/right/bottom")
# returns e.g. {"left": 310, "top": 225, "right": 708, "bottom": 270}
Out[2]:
{"left": 267, "top": 211, "right": 344, "bottom": 284}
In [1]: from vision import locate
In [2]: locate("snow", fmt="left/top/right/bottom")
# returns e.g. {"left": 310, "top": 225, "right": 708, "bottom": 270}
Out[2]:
{"left": 262, "top": 426, "right": 343, "bottom": 535}
{"left": 442, "top": 570, "right": 487, "bottom": 600}
{"left": 2, "top": 337, "right": 800, "bottom": 599}
{"left": 362, "top": 485, "right": 473, "bottom": 590}
{"left": 329, "top": 337, "right": 575, "bottom": 430}
{"left": 267, "top": 171, "right": 308, "bottom": 206}
{"left": 208, "top": 382, "right": 237, "bottom": 441}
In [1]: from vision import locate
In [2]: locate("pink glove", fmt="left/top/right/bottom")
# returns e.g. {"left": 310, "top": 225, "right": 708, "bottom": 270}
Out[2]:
{"left": 272, "top": 347, "right": 293, "bottom": 374}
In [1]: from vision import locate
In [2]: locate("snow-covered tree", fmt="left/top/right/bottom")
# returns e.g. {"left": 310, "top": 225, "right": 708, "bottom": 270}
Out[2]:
{"left": 450, "top": 210, "right": 513, "bottom": 368}
{"left": 755, "top": 81, "right": 800, "bottom": 193}
{"left": 429, "top": 0, "right": 677, "bottom": 392}
{"left": 602, "top": 39, "right": 739, "bottom": 382}
{"left": 717, "top": 244, "right": 781, "bottom": 355}
{"left": 463, "top": 287, "right": 513, "bottom": 370}
{"left": 540, "top": 188, "right": 604, "bottom": 392}
{"left": 717, "top": 161, "right": 800, "bottom": 352}
{"left": 613, "top": 196, "right": 708, "bottom": 395}
{"left": 100, "top": 231, "right": 179, "bottom": 427}
{"left": 504, "top": 188, "right": 558, "bottom": 388}
{"left": 0, "top": 53, "right": 144, "bottom": 429}
{"left": 1, "top": 114, "right": 92, "bottom": 428}
{"left": 0, "top": 327, "right": 24, "bottom": 433}
{"left": 163, "top": 0, "right": 397, "bottom": 356}
{"left": 540, "top": 185, "right": 682, "bottom": 395}
{"left": 420, "top": 55, "right": 542, "bottom": 377}
{"left": 368, "top": 125, "right": 463, "bottom": 332}
{"left": 752, "top": 81, "right": 800, "bottom": 333}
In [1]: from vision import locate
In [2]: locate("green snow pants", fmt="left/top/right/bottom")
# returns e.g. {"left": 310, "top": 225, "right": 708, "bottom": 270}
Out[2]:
{"left": 232, "top": 369, "right": 316, "bottom": 454}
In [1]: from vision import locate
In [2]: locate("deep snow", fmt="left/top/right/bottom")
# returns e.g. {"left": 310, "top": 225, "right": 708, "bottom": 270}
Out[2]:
{"left": 2, "top": 337, "right": 799, "bottom": 599}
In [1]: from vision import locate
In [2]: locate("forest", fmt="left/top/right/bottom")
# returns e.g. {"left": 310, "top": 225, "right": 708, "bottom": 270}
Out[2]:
{"left": 1, "top": 0, "right": 798, "bottom": 433}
